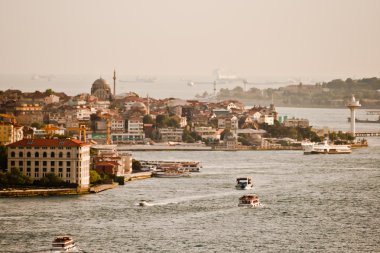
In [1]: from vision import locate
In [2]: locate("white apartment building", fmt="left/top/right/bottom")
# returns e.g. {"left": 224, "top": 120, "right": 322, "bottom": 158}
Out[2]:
{"left": 194, "top": 126, "right": 220, "bottom": 140}
{"left": 44, "top": 94, "right": 60, "bottom": 104}
{"left": 0, "top": 123, "right": 23, "bottom": 145}
{"left": 7, "top": 139, "right": 90, "bottom": 189}
{"left": 111, "top": 118, "right": 125, "bottom": 132}
{"left": 159, "top": 128, "right": 183, "bottom": 142}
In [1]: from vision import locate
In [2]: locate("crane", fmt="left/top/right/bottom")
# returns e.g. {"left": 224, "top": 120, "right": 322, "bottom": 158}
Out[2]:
{"left": 0, "top": 113, "right": 17, "bottom": 124}
{"left": 66, "top": 125, "right": 88, "bottom": 142}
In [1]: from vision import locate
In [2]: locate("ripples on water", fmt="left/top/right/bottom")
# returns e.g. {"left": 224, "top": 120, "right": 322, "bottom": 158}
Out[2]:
{"left": 1, "top": 138, "right": 379, "bottom": 252}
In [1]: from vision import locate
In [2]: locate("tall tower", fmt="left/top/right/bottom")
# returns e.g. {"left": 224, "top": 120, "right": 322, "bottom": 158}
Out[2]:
{"left": 346, "top": 95, "right": 361, "bottom": 136}
{"left": 113, "top": 69, "right": 116, "bottom": 97}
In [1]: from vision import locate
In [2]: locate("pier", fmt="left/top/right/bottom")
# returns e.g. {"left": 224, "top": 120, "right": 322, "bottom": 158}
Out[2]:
{"left": 355, "top": 132, "right": 380, "bottom": 137}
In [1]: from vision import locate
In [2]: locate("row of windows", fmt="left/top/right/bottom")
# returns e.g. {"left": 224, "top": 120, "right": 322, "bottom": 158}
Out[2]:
{"left": 10, "top": 151, "right": 72, "bottom": 158}
{"left": 11, "top": 161, "right": 72, "bottom": 166}
{"left": 19, "top": 167, "right": 72, "bottom": 173}
{"left": 11, "top": 147, "right": 72, "bottom": 150}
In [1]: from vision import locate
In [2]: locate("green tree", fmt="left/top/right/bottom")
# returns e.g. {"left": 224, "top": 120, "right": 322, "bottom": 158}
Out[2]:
{"left": 156, "top": 114, "right": 168, "bottom": 128}
{"left": 90, "top": 170, "right": 102, "bottom": 184}
{"left": 132, "top": 159, "right": 142, "bottom": 172}
{"left": 143, "top": 114, "right": 154, "bottom": 124}
{"left": 45, "top": 88, "right": 54, "bottom": 95}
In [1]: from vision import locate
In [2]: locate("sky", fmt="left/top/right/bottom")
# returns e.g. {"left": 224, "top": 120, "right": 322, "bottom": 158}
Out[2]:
{"left": 0, "top": 0, "right": 379, "bottom": 79}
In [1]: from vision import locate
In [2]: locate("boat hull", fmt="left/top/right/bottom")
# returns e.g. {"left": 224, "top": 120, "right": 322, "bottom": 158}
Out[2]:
{"left": 238, "top": 202, "right": 261, "bottom": 207}
{"left": 235, "top": 184, "right": 253, "bottom": 190}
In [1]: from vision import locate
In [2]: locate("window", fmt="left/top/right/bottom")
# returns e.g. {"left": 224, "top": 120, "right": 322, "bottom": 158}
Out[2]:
{"left": 19, "top": 161, "right": 23, "bottom": 166}
{"left": 35, "top": 152, "right": 39, "bottom": 157}
{"left": 43, "top": 152, "right": 47, "bottom": 157}
{"left": 59, "top": 152, "right": 63, "bottom": 158}
{"left": 43, "top": 168, "right": 47, "bottom": 172}
{"left": 50, "top": 168, "right": 54, "bottom": 173}
{"left": 27, "top": 161, "right": 31, "bottom": 166}
{"left": 11, "top": 161, "right": 15, "bottom": 166}
{"left": 66, "top": 161, "right": 71, "bottom": 166}
{"left": 43, "top": 161, "right": 47, "bottom": 166}
{"left": 51, "top": 161, "right": 55, "bottom": 166}
{"left": 59, "top": 161, "right": 63, "bottom": 166}
{"left": 19, "top": 152, "right": 23, "bottom": 157}
{"left": 11, "top": 151, "right": 15, "bottom": 157}
{"left": 51, "top": 152, "right": 55, "bottom": 158}
{"left": 67, "top": 152, "right": 71, "bottom": 158}
{"left": 27, "top": 152, "right": 31, "bottom": 157}
{"left": 35, "top": 161, "right": 39, "bottom": 166}
{"left": 59, "top": 168, "right": 63, "bottom": 172}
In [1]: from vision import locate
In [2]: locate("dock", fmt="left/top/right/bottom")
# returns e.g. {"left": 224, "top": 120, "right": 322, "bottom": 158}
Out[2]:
{"left": 124, "top": 172, "right": 152, "bottom": 181}
{"left": 89, "top": 183, "right": 118, "bottom": 193}
{"left": 355, "top": 132, "right": 380, "bottom": 137}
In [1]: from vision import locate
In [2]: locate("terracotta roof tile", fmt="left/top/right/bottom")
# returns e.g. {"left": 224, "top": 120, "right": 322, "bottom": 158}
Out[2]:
{"left": 7, "top": 138, "right": 90, "bottom": 147}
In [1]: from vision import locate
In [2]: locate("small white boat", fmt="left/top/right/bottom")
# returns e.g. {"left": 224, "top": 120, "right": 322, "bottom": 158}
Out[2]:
{"left": 51, "top": 236, "right": 82, "bottom": 252}
{"left": 238, "top": 194, "right": 261, "bottom": 207}
{"left": 302, "top": 140, "right": 351, "bottom": 155}
{"left": 235, "top": 177, "right": 253, "bottom": 190}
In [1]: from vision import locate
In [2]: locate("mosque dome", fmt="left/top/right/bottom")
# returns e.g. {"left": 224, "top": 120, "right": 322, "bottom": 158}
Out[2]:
{"left": 91, "top": 77, "right": 112, "bottom": 101}
{"left": 130, "top": 102, "right": 147, "bottom": 114}
{"left": 91, "top": 78, "right": 111, "bottom": 93}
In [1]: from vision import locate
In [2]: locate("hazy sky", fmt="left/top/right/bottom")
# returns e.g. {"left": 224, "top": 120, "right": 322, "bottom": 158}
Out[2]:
{"left": 0, "top": 0, "right": 379, "bottom": 78}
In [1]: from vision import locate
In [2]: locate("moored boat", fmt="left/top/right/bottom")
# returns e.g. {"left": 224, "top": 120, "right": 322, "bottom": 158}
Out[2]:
{"left": 235, "top": 177, "right": 253, "bottom": 190}
{"left": 51, "top": 236, "right": 82, "bottom": 252}
{"left": 152, "top": 169, "right": 191, "bottom": 178}
{"left": 238, "top": 194, "right": 261, "bottom": 207}
{"left": 301, "top": 140, "right": 351, "bottom": 154}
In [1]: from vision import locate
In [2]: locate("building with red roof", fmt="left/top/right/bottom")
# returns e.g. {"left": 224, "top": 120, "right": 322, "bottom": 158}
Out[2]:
{"left": 7, "top": 138, "right": 91, "bottom": 189}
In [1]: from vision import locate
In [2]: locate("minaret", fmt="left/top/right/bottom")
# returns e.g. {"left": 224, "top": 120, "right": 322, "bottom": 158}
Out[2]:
{"left": 346, "top": 95, "right": 361, "bottom": 137}
{"left": 113, "top": 69, "right": 116, "bottom": 96}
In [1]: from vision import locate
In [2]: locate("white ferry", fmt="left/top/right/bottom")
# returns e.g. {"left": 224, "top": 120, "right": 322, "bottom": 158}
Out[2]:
{"left": 302, "top": 140, "right": 351, "bottom": 155}
{"left": 51, "top": 236, "right": 82, "bottom": 252}
{"left": 238, "top": 194, "right": 261, "bottom": 207}
{"left": 235, "top": 177, "right": 253, "bottom": 190}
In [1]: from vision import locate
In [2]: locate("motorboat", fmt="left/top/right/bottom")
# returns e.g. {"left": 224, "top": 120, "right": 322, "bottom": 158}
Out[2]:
{"left": 51, "top": 236, "right": 82, "bottom": 252}
{"left": 238, "top": 194, "right": 261, "bottom": 207}
{"left": 301, "top": 140, "right": 351, "bottom": 154}
{"left": 235, "top": 177, "right": 253, "bottom": 190}
{"left": 138, "top": 200, "right": 150, "bottom": 207}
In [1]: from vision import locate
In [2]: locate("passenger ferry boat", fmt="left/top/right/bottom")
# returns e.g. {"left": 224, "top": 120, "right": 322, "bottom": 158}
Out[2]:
{"left": 235, "top": 177, "right": 253, "bottom": 190}
{"left": 238, "top": 194, "right": 261, "bottom": 207}
{"left": 301, "top": 140, "right": 351, "bottom": 155}
{"left": 51, "top": 236, "right": 82, "bottom": 252}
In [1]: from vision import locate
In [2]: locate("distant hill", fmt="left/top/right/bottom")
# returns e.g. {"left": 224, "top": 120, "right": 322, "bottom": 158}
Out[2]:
{"left": 213, "top": 77, "right": 380, "bottom": 108}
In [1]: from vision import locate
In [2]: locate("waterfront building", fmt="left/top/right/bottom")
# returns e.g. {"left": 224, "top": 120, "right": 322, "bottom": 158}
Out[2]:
{"left": 91, "top": 145, "right": 132, "bottom": 176}
{"left": 7, "top": 139, "right": 90, "bottom": 189}
{"left": 111, "top": 117, "right": 125, "bottom": 132}
{"left": 158, "top": 127, "right": 184, "bottom": 142}
{"left": 194, "top": 126, "right": 221, "bottom": 141}
{"left": 283, "top": 117, "right": 309, "bottom": 128}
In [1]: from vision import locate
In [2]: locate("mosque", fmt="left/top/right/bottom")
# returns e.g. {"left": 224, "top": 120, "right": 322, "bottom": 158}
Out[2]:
{"left": 90, "top": 70, "right": 117, "bottom": 101}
